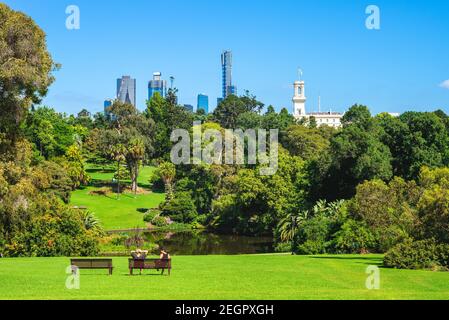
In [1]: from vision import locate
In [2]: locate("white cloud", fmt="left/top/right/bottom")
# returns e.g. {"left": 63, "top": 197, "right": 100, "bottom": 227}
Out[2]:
{"left": 440, "top": 80, "right": 449, "bottom": 89}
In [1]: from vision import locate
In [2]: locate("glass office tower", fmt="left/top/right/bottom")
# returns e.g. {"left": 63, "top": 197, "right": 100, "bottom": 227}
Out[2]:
{"left": 148, "top": 72, "right": 167, "bottom": 100}
{"left": 197, "top": 94, "right": 209, "bottom": 113}
{"left": 221, "top": 50, "right": 237, "bottom": 98}
{"left": 116, "top": 76, "right": 136, "bottom": 107}
{"left": 183, "top": 104, "right": 194, "bottom": 113}
{"left": 104, "top": 99, "right": 115, "bottom": 121}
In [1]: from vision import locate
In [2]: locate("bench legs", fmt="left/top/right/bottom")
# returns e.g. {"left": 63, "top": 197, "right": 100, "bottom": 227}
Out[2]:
{"left": 160, "top": 268, "right": 171, "bottom": 276}
{"left": 129, "top": 267, "right": 171, "bottom": 276}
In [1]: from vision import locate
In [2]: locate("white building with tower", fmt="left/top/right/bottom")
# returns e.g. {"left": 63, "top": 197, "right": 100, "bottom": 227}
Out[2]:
{"left": 292, "top": 77, "right": 343, "bottom": 128}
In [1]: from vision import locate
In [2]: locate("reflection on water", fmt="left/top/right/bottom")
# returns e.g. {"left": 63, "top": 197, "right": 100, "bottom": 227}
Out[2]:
{"left": 143, "top": 231, "right": 274, "bottom": 255}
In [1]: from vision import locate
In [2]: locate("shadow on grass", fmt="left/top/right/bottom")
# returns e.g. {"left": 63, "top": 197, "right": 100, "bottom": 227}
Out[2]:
{"left": 309, "top": 255, "right": 384, "bottom": 267}
{"left": 126, "top": 274, "right": 170, "bottom": 277}
{"left": 86, "top": 168, "right": 115, "bottom": 174}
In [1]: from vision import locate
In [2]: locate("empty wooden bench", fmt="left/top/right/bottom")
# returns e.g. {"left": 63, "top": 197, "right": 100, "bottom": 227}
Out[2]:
{"left": 70, "top": 259, "right": 113, "bottom": 275}
{"left": 129, "top": 259, "right": 171, "bottom": 276}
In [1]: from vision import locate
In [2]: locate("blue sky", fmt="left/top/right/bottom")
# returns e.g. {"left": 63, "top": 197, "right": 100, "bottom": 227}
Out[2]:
{"left": 4, "top": 0, "right": 449, "bottom": 115}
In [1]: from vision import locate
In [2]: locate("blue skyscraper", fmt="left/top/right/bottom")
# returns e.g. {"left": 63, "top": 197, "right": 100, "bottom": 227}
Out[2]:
{"left": 104, "top": 99, "right": 115, "bottom": 120}
{"left": 148, "top": 72, "right": 167, "bottom": 100}
{"left": 116, "top": 76, "right": 136, "bottom": 106}
{"left": 183, "top": 104, "right": 194, "bottom": 113}
{"left": 197, "top": 94, "right": 209, "bottom": 113}
{"left": 221, "top": 50, "right": 236, "bottom": 98}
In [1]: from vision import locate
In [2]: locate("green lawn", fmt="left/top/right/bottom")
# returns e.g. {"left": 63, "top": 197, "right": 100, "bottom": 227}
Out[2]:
{"left": 87, "top": 165, "right": 157, "bottom": 188}
{"left": 1, "top": 254, "right": 449, "bottom": 300}
{"left": 71, "top": 187, "right": 165, "bottom": 230}
{"left": 70, "top": 165, "right": 165, "bottom": 230}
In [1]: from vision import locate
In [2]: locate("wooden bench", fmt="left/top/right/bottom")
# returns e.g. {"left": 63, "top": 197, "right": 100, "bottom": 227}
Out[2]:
{"left": 129, "top": 259, "right": 171, "bottom": 276}
{"left": 70, "top": 259, "right": 113, "bottom": 275}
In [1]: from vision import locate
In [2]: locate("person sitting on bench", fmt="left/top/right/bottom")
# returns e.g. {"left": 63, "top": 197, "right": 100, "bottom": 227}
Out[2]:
{"left": 131, "top": 248, "right": 148, "bottom": 260}
{"left": 159, "top": 248, "right": 170, "bottom": 260}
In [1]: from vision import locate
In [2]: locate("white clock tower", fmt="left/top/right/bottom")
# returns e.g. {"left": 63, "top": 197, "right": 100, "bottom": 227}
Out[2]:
{"left": 293, "top": 80, "right": 306, "bottom": 117}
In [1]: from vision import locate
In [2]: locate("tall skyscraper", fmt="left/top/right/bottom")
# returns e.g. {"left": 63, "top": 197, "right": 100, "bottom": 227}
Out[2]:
{"left": 197, "top": 94, "right": 209, "bottom": 113}
{"left": 221, "top": 50, "right": 237, "bottom": 98}
{"left": 148, "top": 72, "right": 167, "bottom": 100}
{"left": 116, "top": 76, "right": 136, "bottom": 107}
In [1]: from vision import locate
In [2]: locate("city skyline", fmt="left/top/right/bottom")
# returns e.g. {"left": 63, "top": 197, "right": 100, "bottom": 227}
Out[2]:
{"left": 4, "top": 0, "right": 449, "bottom": 116}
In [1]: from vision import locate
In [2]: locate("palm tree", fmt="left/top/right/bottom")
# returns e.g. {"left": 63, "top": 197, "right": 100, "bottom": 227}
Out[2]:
{"left": 278, "top": 210, "right": 309, "bottom": 243}
{"left": 158, "top": 161, "right": 176, "bottom": 201}
{"left": 110, "top": 144, "right": 126, "bottom": 198}
{"left": 82, "top": 211, "right": 103, "bottom": 235}
{"left": 126, "top": 138, "right": 145, "bottom": 195}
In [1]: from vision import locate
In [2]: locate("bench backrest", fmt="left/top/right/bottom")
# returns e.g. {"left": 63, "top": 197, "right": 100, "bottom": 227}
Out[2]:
{"left": 129, "top": 258, "right": 171, "bottom": 268}
{"left": 71, "top": 259, "right": 112, "bottom": 268}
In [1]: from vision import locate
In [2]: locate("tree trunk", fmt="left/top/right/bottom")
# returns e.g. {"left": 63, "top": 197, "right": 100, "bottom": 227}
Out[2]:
{"left": 117, "top": 160, "right": 121, "bottom": 198}
{"left": 129, "top": 162, "right": 138, "bottom": 194}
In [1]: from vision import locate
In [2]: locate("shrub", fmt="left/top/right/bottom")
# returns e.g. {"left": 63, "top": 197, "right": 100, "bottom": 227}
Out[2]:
{"left": 298, "top": 240, "right": 328, "bottom": 255}
{"left": 4, "top": 208, "right": 99, "bottom": 257}
{"left": 384, "top": 239, "right": 449, "bottom": 270}
{"left": 275, "top": 242, "right": 292, "bottom": 253}
{"left": 110, "top": 234, "right": 129, "bottom": 246}
{"left": 296, "top": 215, "right": 332, "bottom": 255}
{"left": 332, "top": 220, "right": 376, "bottom": 254}
{"left": 143, "top": 209, "right": 159, "bottom": 223}
{"left": 160, "top": 191, "right": 198, "bottom": 224}
{"left": 151, "top": 215, "right": 169, "bottom": 227}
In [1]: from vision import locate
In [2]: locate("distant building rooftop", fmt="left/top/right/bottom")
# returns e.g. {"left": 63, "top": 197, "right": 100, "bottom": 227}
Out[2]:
{"left": 308, "top": 112, "right": 343, "bottom": 116}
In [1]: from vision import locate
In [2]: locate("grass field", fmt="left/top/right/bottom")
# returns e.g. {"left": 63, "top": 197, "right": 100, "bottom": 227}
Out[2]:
{"left": 1, "top": 254, "right": 449, "bottom": 300}
{"left": 70, "top": 166, "right": 165, "bottom": 230}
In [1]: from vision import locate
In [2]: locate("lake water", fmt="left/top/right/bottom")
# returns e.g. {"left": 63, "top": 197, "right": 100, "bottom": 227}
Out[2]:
{"left": 144, "top": 231, "right": 274, "bottom": 255}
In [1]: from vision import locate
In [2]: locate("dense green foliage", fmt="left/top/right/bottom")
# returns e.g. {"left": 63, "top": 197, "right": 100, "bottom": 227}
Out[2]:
{"left": 384, "top": 239, "right": 449, "bottom": 270}
{"left": 0, "top": 5, "right": 100, "bottom": 257}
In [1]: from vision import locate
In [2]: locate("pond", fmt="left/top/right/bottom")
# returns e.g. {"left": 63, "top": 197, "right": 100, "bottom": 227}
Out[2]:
{"left": 142, "top": 231, "right": 275, "bottom": 255}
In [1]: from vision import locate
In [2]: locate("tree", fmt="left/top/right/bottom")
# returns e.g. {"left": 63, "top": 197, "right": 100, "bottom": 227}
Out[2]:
{"left": 418, "top": 167, "right": 449, "bottom": 243}
{"left": 109, "top": 143, "right": 126, "bottom": 197}
{"left": 99, "top": 100, "right": 155, "bottom": 194}
{"left": 160, "top": 191, "right": 198, "bottom": 224}
{"left": 309, "top": 110, "right": 393, "bottom": 200}
{"left": 377, "top": 111, "right": 449, "bottom": 180}
{"left": 240, "top": 91, "right": 264, "bottom": 114}
{"left": 349, "top": 178, "right": 418, "bottom": 251}
{"left": 213, "top": 93, "right": 263, "bottom": 129}
{"left": 146, "top": 91, "right": 192, "bottom": 159}
{"left": 342, "top": 104, "right": 372, "bottom": 128}
{"left": 63, "top": 144, "right": 90, "bottom": 189}
{"left": 156, "top": 162, "right": 176, "bottom": 200}
{"left": 25, "top": 107, "right": 77, "bottom": 159}
{"left": 82, "top": 211, "right": 103, "bottom": 236}
{"left": 277, "top": 211, "right": 308, "bottom": 243}
{"left": 261, "top": 107, "right": 295, "bottom": 132}
{"left": 0, "top": 3, "right": 56, "bottom": 156}
{"left": 126, "top": 137, "right": 145, "bottom": 194}
{"left": 281, "top": 125, "right": 330, "bottom": 161}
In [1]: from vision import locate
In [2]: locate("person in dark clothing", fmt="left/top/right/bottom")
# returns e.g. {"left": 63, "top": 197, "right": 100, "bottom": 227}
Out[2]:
{"left": 131, "top": 249, "right": 148, "bottom": 260}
